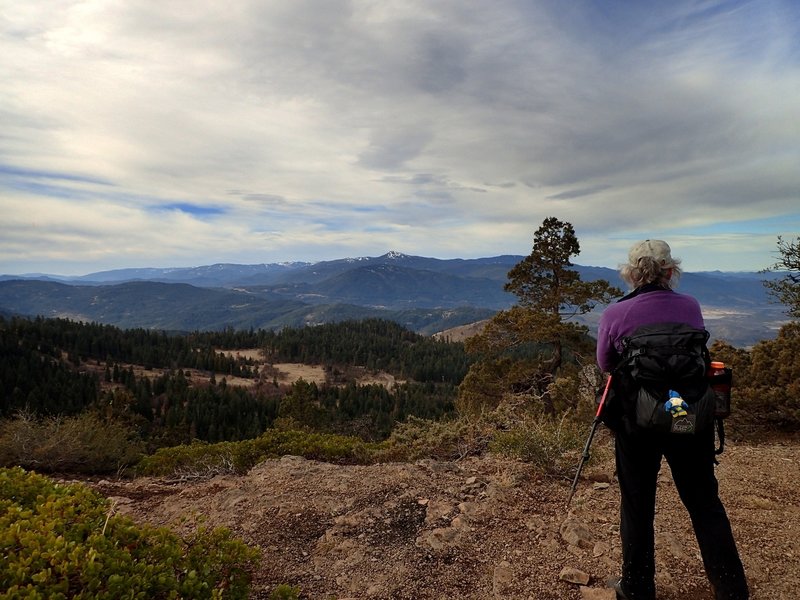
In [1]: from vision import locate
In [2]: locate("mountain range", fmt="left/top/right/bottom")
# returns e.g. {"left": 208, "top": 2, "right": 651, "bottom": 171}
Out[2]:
{"left": 0, "top": 252, "right": 788, "bottom": 345}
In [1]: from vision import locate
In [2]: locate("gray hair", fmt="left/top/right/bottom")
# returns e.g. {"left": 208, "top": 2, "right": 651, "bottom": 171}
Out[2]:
{"left": 619, "top": 250, "right": 682, "bottom": 289}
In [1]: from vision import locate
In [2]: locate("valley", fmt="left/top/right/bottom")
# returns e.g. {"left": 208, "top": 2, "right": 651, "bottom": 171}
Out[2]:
{"left": 0, "top": 252, "right": 787, "bottom": 347}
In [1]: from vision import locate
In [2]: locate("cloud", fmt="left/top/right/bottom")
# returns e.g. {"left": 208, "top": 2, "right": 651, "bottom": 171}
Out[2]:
{"left": 548, "top": 185, "right": 613, "bottom": 201}
{"left": 0, "top": 165, "right": 112, "bottom": 186}
{"left": 1, "top": 0, "right": 799, "bottom": 274}
{"left": 358, "top": 126, "right": 434, "bottom": 170}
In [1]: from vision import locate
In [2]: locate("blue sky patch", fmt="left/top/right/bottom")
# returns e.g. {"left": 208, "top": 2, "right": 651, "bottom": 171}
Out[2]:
{"left": 159, "top": 203, "right": 226, "bottom": 217}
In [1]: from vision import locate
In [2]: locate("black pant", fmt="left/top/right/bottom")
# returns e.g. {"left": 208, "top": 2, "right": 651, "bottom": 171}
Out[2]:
{"left": 615, "top": 426, "right": 748, "bottom": 600}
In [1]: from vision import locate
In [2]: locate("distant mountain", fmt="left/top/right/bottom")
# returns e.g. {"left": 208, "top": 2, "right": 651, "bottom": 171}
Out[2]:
{"left": 1, "top": 252, "right": 520, "bottom": 288}
{"left": 0, "top": 279, "right": 495, "bottom": 335}
{"left": 0, "top": 280, "right": 305, "bottom": 331}
{"left": 51, "top": 262, "right": 312, "bottom": 287}
{"left": 260, "top": 263, "right": 515, "bottom": 309}
{"left": 0, "top": 252, "right": 789, "bottom": 345}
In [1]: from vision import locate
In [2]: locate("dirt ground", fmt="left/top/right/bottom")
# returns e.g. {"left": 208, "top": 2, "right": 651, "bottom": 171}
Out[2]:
{"left": 91, "top": 440, "right": 799, "bottom": 600}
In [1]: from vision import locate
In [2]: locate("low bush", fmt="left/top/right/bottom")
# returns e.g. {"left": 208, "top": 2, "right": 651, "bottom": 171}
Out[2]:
{"left": 376, "top": 416, "right": 494, "bottom": 462}
{"left": 489, "top": 413, "right": 591, "bottom": 476}
{"left": 137, "top": 415, "right": 595, "bottom": 479}
{"left": 268, "top": 584, "right": 301, "bottom": 599}
{"left": 137, "top": 429, "right": 379, "bottom": 478}
{"left": 0, "top": 467, "right": 260, "bottom": 599}
{"left": 252, "top": 429, "right": 376, "bottom": 463}
{"left": 0, "top": 412, "right": 144, "bottom": 474}
{"left": 135, "top": 440, "right": 253, "bottom": 479}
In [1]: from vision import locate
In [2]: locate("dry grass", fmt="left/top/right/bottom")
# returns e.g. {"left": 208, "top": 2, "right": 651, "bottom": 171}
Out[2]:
{"left": 219, "top": 348, "right": 265, "bottom": 361}
{"left": 270, "top": 363, "right": 328, "bottom": 385}
{"left": 431, "top": 319, "right": 489, "bottom": 342}
{"left": 83, "top": 349, "right": 405, "bottom": 393}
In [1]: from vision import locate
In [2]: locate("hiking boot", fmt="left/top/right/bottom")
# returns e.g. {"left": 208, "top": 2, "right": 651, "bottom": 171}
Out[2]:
{"left": 606, "top": 576, "right": 657, "bottom": 600}
{"left": 607, "top": 577, "right": 629, "bottom": 600}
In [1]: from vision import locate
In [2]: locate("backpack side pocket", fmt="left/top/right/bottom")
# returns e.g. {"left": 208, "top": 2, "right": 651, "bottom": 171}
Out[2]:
{"left": 635, "top": 385, "right": 673, "bottom": 431}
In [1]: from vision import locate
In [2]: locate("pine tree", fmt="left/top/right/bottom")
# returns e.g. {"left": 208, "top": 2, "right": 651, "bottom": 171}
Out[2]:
{"left": 763, "top": 235, "right": 800, "bottom": 318}
{"left": 461, "top": 217, "right": 620, "bottom": 414}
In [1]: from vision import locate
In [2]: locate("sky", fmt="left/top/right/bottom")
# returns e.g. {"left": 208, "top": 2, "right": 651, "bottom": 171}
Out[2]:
{"left": 1, "top": 0, "right": 799, "bottom": 276}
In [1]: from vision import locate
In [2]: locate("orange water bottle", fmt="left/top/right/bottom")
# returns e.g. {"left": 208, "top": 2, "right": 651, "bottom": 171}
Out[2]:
{"left": 708, "top": 361, "right": 732, "bottom": 418}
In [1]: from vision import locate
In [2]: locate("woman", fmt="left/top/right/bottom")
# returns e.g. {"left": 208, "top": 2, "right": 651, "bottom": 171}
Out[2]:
{"left": 596, "top": 240, "right": 748, "bottom": 600}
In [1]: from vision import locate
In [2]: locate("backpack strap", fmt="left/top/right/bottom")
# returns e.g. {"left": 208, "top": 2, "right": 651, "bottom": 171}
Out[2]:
{"left": 715, "top": 417, "right": 725, "bottom": 456}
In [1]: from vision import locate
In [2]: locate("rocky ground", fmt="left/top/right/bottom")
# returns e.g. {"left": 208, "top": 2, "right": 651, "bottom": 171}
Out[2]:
{"left": 91, "top": 438, "right": 799, "bottom": 599}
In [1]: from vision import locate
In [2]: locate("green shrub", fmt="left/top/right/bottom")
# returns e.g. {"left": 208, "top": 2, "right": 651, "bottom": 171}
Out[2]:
{"left": 0, "top": 467, "right": 260, "bottom": 599}
{"left": 489, "top": 413, "right": 590, "bottom": 476}
{"left": 251, "top": 429, "right": 375, "bottom": 463}
{"left": 137, "top": 429, "right": 379, "bottom": 478}
{"left": 137, "top": 413, "right": 597, "bottom": 480}
{"left": 0, "top": 412, "right": 144, "bottom": 474}
{"left": 135, "top": 440, "right": 257, "bottom": 479}
{"left": 710, "top": 324, "right": 800, "bottom": 440}
{"left": 269, "top": 584, "right": 301, "bottom": 599}
{"left": 377, "top": 415, "right": 493, "bottom": 462}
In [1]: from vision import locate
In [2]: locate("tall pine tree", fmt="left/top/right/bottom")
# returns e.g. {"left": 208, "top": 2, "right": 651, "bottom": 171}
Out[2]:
{"left": 460, "top": 217, "right": 620, "bottom": 414}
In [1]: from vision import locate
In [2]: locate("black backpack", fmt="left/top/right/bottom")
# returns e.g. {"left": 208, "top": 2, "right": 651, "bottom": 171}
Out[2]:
{"left": 602, "top": 322, "right": 724, "bottom": 450}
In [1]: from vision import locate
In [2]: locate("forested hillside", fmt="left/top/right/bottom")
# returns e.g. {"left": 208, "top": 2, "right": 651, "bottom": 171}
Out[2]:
{"left": 0, "top": 316, "right": 471, "bottom": 471}
{"left": 0, "top": 278, "right": 497, "bottom": 336}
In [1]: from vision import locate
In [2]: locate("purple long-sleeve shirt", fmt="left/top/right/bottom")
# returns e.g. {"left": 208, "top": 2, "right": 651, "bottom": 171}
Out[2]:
{"left": 596, "top": 288, "right": 705, "bottom": 372}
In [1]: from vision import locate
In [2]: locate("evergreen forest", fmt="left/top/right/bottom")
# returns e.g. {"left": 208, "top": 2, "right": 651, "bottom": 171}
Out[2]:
{"left": 1, "top": 227, "right": 798, "bottom": 478}
{"left": 0, "top": 316, "right": 469, "bottom": 458}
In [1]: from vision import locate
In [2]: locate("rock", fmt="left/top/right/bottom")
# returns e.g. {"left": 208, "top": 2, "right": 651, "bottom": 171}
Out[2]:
{"left": 451, "top": 515, "right": 468, "bottom": 529}
{"left": 560, "top": 566, "right": 591, "bottom": 585}
{"left": 592, "top": 482, "right": 611, "bottom": 490}
{"left": 458, "top": 501, "right": 478, "bottom": 516}
{"left": 593, "top": 541, "right": 611, "bottom": 557}
{"left": 417, "top": 526, "right": 463, "bottom": 551}
{"left": 587, "top": 471, "right": 614, "bottom": 483}
{"left": 461, "top": 476, "right": 484, "bottom": 494}
{"left": 560, "top": 518, "right": 595, "bottom": 549}
{"left": 424, "top": 499, "right": 454, "bottom": 524}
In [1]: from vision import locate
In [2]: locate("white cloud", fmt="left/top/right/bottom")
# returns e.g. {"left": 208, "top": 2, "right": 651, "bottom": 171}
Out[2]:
{"left": 1, "top": 0, "right": 798, "bottom": 274}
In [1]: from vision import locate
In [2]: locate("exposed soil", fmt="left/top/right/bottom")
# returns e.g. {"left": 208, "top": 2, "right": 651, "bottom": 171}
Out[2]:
{"left": 90, "top": 440, "right": 799, "bottom": 600}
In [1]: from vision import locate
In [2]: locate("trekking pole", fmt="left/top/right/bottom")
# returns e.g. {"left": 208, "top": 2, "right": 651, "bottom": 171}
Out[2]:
{"left": 566, "top": 375, "right": 612, "bottom": 508}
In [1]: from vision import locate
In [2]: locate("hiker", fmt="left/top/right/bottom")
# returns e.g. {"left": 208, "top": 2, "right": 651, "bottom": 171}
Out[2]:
{"left": 596, "top": 240, "right": 748, "bottom": 600}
